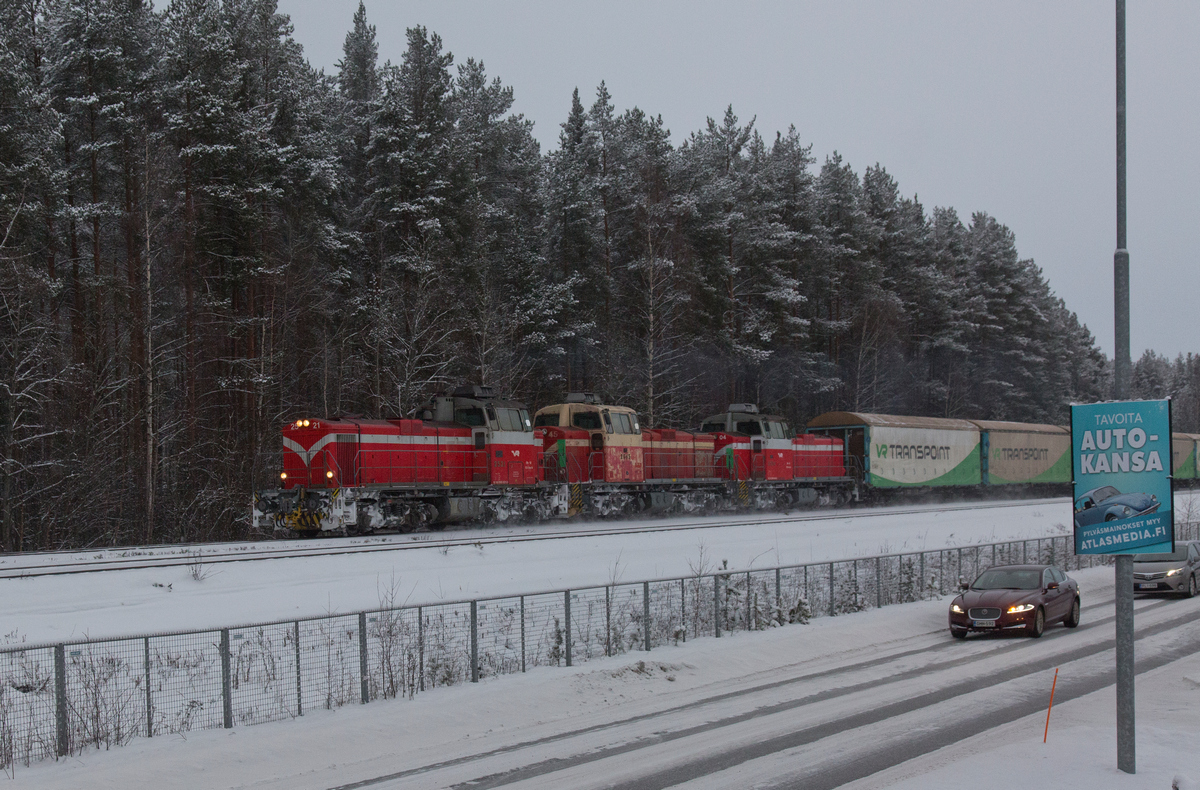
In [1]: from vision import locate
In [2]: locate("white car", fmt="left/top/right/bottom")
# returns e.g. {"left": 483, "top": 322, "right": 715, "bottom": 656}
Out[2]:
{"left": 1132, "top": 541, "right": 1200, "bottom": 597}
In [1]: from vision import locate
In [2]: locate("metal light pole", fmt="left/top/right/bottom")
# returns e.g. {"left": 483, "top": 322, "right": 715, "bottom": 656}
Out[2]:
{"left": 1114, "top": 0, "right": 1135, "bottom": 776}
{"left": 1115, "top": 1, "right": 1131, "bottom": 398}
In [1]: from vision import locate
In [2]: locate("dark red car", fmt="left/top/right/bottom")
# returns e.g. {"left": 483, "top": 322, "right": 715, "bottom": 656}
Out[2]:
{"left": 948, "top": 564, "right": 1080, "bottom": 639}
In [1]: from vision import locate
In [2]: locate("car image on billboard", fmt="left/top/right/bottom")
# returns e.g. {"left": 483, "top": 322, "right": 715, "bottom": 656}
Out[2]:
{"left": 1073, "top": 485, "right": 1160, "bottom": 529}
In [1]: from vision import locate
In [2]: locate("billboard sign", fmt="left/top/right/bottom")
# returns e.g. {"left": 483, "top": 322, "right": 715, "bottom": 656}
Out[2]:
{"left": 1072, "top": 399, "right": 1173, "bottom": 555}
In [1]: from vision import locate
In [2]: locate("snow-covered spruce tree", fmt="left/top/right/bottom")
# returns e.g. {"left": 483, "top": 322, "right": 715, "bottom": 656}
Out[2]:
{"left": 361, "top": 26, "right": 457, "bottom": 415}
{"left": 542, "top": 87, "right": 599, "bottom": 394}
{"left": 446, "top": 57, "right": 565, "bottom": 401}
{"left": 0, "top": 0, "right": 71, "bottom": 553}
{"left": 677, "top": 106, "right": 778, "bottom": 407}
{"left": 614, "top": 109, "right": 692, "bottom": 428}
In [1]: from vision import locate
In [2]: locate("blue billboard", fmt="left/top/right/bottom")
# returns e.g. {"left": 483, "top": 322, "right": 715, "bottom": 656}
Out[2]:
{"left": 1072, "top": 399, "right": 1174, "bottom": 555}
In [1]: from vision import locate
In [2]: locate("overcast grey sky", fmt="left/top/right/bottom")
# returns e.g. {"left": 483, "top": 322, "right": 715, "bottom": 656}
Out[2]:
{"left": 278, "top": 0, "right": 1198, "bottom": 361}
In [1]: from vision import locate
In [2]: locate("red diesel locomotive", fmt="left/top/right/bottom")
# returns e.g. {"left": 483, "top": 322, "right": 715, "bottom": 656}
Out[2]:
{"left": 253, "top": 386, "right": 852, "bottom": 536}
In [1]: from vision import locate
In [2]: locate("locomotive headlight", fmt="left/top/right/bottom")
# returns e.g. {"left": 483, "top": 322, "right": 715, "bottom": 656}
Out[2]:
{"left": 303, "top": 419, "right": 311, "bottom": 427}
{"left": 326, "top": 471, "right": 334, "bottom": 479}
{"left": 280, "top": 472, "right": 287, "bottom": 480}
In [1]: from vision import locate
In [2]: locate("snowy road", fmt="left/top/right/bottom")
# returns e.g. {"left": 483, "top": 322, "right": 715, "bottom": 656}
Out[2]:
{"left": 326, "top": 589, "right": 1199, "bottom": 790}
{"left": 14, "top": 566, "right": 1200, "bottom": 789}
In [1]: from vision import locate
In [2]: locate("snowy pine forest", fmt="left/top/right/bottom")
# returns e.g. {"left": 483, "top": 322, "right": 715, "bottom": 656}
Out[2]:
{"left": 1, "top": 0, "right": 1197, "bottom": 549}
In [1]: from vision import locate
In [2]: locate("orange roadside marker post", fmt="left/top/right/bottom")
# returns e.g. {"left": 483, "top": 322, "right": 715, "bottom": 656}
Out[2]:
{"left": 1044, "top": 667, "right": 1060, "bottom": 743}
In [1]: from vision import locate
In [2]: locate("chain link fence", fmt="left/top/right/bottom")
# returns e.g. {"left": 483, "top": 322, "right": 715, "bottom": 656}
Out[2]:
{"left": 3, "top": 523, "right": 1197, "bottom": 772}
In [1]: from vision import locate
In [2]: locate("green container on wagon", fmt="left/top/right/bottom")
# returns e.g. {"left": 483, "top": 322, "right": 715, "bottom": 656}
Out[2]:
{"left": 1172, "top": 432, "right": 1199, "bottom": 481}
{"left": 806, "top": 412, "right": 982, "bottom": 488}
{"left": 970, "top": 420, "right": 1071, "bottom": 485}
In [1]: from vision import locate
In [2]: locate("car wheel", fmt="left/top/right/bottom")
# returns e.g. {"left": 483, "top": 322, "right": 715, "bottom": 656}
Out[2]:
{"left": 1187, "top": 575, "right": 1197, "bottom": 599}
{"left": 950, "top": 629, "right": 966, "bottom": 640}
{"left": 1064, "top": 598, "right": 1080, "bottom": 628}
{"left": 1027, "top": 607, "right": 1045, "bottom": 638}
{"left": 1104, "top": 513, "right": 1118, "bottom": 522}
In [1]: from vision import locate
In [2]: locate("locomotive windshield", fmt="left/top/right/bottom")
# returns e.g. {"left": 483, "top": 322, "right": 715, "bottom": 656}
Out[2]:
{"left": 494, "top": 408, "right": 528, "bottom": 432}
{"left": 455, "top": 407, "right": 486, "bottom": 427}
{"left": 534, "top": 412, "right": 559, "bottom": 427}
{"left": 573, "top": 411, "right": 603, "bottom": 430}
{"left": 736, "top": 420, "right": 763, "bottom": 435}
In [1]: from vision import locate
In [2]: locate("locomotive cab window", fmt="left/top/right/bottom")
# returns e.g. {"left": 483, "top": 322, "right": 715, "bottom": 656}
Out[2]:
{"left": 613, "top": 413, "right": 634, "bottom": 434}
{"left": 602, "top": 411, "right": 614, "bottom": 433}
{"left": 701, "top": 421, "right": 725, "bottom": 433}
{"left": 520, "top": 409, "right": 532, "bottom": 431}
{"left": 572, "top": 410, "right": 602, "bottom": 430}
{"left": 495, "top": 408, "right": 524, "bottom": 432}
{"left": 455, "top": 407, "right": 486, "bottom": 427}
{"left": 534, "top": 412, "right": 560, "bottom": 428}
{"left": 736, "top": 420, "right": 763, "bottom": 435}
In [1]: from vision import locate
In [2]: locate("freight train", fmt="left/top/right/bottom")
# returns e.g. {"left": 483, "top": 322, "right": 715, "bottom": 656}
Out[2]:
{"left": 252, "top": 386, "right": 1200, "bottom": 537}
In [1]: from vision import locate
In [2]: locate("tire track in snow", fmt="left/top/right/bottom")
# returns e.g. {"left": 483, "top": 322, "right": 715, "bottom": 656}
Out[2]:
{"left": 326, "top": 595, "right": 1175, "bottom": 790}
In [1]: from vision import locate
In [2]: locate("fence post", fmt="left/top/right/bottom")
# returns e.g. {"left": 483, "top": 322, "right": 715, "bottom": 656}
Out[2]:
{"left": 470, "top": 601, "right": 479, "bottom": 682}
{"left": 520, "top": 597, "right": 526, "bottom": 672}
{"left": 144, "top": 637, "right": 153, "bottom": 737}
{"left": 54, "top": 644, "right": 67, "bottom": 757}
{"left": 643, "top": 581, "right": 651, "bottom": 651}
{"left": 714, "top": 576, "right": 721, "bottom": 638}
{"left": 775, "top": 568, "right": 782, "bottom": 625}
{"left": 876, "top": 558, "right": 882, "bottom": 609}
{"left": 829, "top": 562, "right": 835, "bottom": 617}
{"left": 919, "top": 552, "right": 925, "bottom": 600}
{"left": 1023, "top": 540, "right": 1028, "bottom": 564}
{"left": 565, "top": 591, "right": 573, "bottom": 667}
{"left": 939, "top": 551, "right": 944, "bottom": 595}
{"left": 804, "top": 564, "right": 810, "bottom": 610}
{"left": 681, "top": 578, "right": 687, "bottom": 642}
{"left": 992, "top": 543, "right": 997, "bottom": 568}
{"left": 294, "top": 621, "right": 303, "bottom": 715}
{"left": 957, "top": 548, "right": 963, "bottom": 585}
{"left": 358, "top": 612, "right": 369, "bottom": 704}
{"left": 745, "top": 573, "right": 752, "bottom": 630}
{"left": 220, "top": 629, "right": 233, "bottom": 729}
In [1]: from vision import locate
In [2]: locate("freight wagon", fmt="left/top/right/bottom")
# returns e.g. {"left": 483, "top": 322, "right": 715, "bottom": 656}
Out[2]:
{"left": 805, "top": 412, "right": 1074, "bottom": 494}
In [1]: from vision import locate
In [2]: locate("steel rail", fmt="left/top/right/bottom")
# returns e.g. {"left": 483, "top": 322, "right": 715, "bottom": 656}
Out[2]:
{"left": 0, "top": 498, "right": 1067, "bottom": 580}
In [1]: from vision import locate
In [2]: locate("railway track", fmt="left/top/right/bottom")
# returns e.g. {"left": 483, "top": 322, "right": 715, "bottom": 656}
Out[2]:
{"left": 0, "top": 498, "right": 1067, "bottom": 580}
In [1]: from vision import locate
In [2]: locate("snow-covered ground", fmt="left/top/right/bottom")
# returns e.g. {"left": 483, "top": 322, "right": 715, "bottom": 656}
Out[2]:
{"left": 0, "top": 498, "right": 1079, "bottom": 645}
{"left": 8, "top": 564, "right": 1198, "bottom": 790}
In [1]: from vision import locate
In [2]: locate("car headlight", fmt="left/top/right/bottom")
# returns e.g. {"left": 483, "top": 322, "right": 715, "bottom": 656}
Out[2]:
{"left": 1007, "top": 603, "right": 1036, "bottom": 614}
{"left": 1121, "top": 506, "right": 1133, "bottom": 516}
{"left": 950, "top": 604, "right": 965, "bottom": 614}
{"left": 1167, "top": 568, "right": 1184, "bottom": 577}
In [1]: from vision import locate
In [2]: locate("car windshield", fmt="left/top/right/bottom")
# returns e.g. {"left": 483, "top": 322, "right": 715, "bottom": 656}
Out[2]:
{"left": 972, "top": 569, "right": 1042, "bottom": 590}
{"left": 1093, "top": 486, "right": 1119, "bottom": 502}
{"left": 1132, "top": 549, "right": 1187, "bottom": 562}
